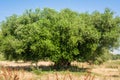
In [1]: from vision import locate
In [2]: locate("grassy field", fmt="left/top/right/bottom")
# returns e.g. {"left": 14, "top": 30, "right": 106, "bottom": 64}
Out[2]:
{"left": 0, "top": 60, "right": 120, "bottom": 80}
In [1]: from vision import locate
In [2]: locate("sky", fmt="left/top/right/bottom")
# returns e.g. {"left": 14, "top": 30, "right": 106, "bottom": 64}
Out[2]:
{"left": 0, "top": 0, "right": 120, "bottom": 22}
{"left": 0, "top": 0, "right": 120, "bottom": 54}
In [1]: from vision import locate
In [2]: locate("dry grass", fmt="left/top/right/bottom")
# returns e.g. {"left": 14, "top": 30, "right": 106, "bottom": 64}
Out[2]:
{"left": 0, "top": 67, "right": 35, "bottom": 80}
{"left": 37, "top": 71, "right": 95, "bottom": 80}
{"left": 0, "top": 60, "right": 120, "bottom": 80}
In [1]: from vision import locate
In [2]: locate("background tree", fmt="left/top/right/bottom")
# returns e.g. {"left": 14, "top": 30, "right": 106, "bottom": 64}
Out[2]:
{"left": 111, "top": 54, "right": 120, "bottom": 60}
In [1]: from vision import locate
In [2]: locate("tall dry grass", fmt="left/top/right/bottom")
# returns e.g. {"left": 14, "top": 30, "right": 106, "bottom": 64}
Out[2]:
{"left": 0, "top": 67, "right": 35, "bottom": 80}
{"left": 0, "top": 60, "right": 120, "bottom": 80}
{"left": 38, "top": 71, "right": 95, "bottom": 80}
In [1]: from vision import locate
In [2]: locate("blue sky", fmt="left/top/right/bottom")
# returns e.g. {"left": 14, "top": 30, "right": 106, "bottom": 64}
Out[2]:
{"left": 0, "top": 0, "right": 120, "bottom": 22}
{"left": 0, "top": 0, "right": 120, "bottom": 54}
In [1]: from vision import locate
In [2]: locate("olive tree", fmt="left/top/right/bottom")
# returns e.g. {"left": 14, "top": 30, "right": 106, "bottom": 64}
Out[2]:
{"left": 0, "top": 8, "right": 120, "bottom": 67}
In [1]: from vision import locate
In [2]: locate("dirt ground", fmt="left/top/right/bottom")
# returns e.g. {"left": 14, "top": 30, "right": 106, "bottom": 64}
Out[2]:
{"left": 0, "top": 61, "right": 53, "bottom": 67}
{"left": 0, "top": 61, "right": 120, "bottom": 80}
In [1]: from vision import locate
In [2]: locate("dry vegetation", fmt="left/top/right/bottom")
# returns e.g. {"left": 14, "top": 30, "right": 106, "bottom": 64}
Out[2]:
{"left": 0, "top": 67, "right": 35, "bottom": 80}
{"left": 0, "top": 60, "right": 120, "bottom": 80}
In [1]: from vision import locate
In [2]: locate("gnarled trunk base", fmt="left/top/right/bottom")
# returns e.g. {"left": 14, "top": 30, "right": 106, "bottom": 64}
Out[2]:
{"left": 54, "top": 61, "right": 71, "bottom": 69}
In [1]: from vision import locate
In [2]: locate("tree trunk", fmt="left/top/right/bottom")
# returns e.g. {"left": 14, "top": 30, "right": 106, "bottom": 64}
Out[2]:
{"left": 35, "top": 62, "right": 39, "bottom": 70}
{"left": 54, "top": 61, "right": 71, "bottom": 69}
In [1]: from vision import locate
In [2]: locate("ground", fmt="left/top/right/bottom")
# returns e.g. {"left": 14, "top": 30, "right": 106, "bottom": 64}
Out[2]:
{"left": 0, "top": 60, "right": 120, "bottom": 80}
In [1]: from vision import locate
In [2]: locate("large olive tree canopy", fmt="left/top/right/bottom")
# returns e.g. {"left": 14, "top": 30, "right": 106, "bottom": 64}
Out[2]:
{"left": 0, "top": 8, "right": 120, "bottom": 66}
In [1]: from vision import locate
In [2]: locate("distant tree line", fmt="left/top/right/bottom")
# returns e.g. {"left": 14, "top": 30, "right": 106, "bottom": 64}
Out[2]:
{"left": 0, "top": 8, "right": 120, "bottom": 67}
{"left": 111, "top": 54, "right": 120, "bottom": 60}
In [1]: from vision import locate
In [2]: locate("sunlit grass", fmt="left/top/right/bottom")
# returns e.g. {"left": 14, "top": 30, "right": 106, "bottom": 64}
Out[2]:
{"left": 0, "top": 60, "right": 120, "bottom": 80}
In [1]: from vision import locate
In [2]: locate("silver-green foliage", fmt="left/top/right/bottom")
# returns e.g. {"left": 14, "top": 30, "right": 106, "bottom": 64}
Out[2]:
{"left": 0, "top": 8, "right": 120, "bottom": 65}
